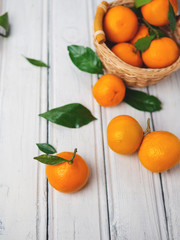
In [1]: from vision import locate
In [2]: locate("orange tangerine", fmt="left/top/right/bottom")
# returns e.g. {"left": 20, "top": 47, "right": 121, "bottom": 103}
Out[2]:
{"left": 104, "top": 6, "right": 138, "bottom": 43}
{"left": 92, "top": 74, "right": 126, "bottom": 107}
{"left": 112, "top": 43, "right": 143, "bottom": 67}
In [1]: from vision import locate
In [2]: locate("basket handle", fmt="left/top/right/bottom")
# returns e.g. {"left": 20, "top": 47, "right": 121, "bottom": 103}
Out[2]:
{"left": 94, "top": 1, "right": 109, "bottom": 44}
{"left": 174, "top": 16, "right": 180, "bottom": 45}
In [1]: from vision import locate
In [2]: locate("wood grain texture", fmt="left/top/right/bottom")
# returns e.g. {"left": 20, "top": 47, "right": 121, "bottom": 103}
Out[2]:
{"left": 0, "top": 0, "right": 180, "bottom": 239}
{"left": 144, "top": 4, "right": 180, "bottom": 240}
{"left": 148, "top": 71, "right": 180, "bottom": 240}
{"left": 156, "top": 2, "right": 180, "bottom": 238}
{"left": 100, "top": 106, "right": 168, "bottom": 240}
{"left": 47, "top": 0, "right": 109, "bottom": 239}
{"left": 93, "top": 0, "right": 170, "bottom": 239}
{"left": 0, "top": 0, "right": 48, "bottom": 239}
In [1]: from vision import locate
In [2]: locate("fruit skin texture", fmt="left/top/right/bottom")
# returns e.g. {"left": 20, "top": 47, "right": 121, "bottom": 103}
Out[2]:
{"left": 138, "top": 131, "right": 180, "bottom": 173}
{"left": 112, "top": 43, "right": 143, "bottom": 68}
{"left": 103, "top": 6, "right": 138, "bottom": 43}
{"left": 131, "top": 25, "right": 149, "bottom": 45}
{"left": 142, "top": 37, "right": 179, "bottom": 68}
{"left": 141, "top": 0, "right": 178, "bottom": 26}
{"left": 107, "top": 115, "right": 143, "bottom": 155}
{"left": 92, "top": 74, "right": 126, "bottom": 107}
{"left": 46, "top": 152, "right": 89, "bottom": 193}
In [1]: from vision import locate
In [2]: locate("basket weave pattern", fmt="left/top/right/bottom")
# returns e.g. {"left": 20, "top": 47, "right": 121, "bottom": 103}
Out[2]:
{"left": 93, "top": 0, "right": 180, "bottom": 88}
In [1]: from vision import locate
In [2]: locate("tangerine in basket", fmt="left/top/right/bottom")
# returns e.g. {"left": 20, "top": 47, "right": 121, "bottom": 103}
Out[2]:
{"left": 107, "top": 115, "right": 143, "bottom": 155}
{"left": 141, "top": 0, "right": 178, "bottom": 26}
{"left": 103, "top": 6, "right": 138, "bottom": 43}
{"left": 92, "top": 74, "right": 126, "bottom": 107}
{"left": 131, "top": 25, "right": 149, "bottom": 45}
{"left": 111, "top": 43, "right": 143, "bottom": 68}
{"left": 142, "top": 37, "right": 179, "bottom": 68}
{"left": 139, "top": 131, "right": 180, "bottom": 172}
{"left": 46, "top": 151, "right": 89, "bottom": 193}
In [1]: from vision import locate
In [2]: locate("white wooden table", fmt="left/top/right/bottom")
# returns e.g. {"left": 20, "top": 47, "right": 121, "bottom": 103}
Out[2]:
{"left": 0, "top": 0, "right": 180, "bottom": 239}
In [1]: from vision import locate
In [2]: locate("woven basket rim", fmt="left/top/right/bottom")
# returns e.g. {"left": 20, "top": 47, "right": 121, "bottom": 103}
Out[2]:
{"left": 94, "top": 42, "right": 180, "bottom": 73}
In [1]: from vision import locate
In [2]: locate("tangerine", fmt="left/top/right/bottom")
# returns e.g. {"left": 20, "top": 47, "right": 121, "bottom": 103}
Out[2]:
{"left": 46, "top": 151, "right": 89, "bottom": 193}
{"left": 92, "top": 74, "right": 126, "bottom": 107}
{"left": 141, "top": 0, "right": 178, "bottom": 26}
{"left": 142, "top": 37, "right": 179, "bottom": 68}
{"left": 112, "top": 43, "right": 143, "bottom": 67}
{"left": 103, "top": 6, "right": 138, "bottom": 43}
{"left": 107, "top": 115, "right": 143, "bottom": 155}
{"left": 139, "top": 131, "right": 180, "bottom": 172}
{"left": 131, "top": 25, "right": 149, "bottom": 45}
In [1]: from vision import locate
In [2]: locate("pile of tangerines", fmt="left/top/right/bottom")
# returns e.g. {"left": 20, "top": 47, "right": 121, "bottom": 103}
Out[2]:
{"left": 46, "top": 115, "right": 180, "bottom": 194}
{"left": 103, "top": 0, "right": 180, "bottom": 68}
{"left": 39, "top": 0, "right": 180, "bottom": 194}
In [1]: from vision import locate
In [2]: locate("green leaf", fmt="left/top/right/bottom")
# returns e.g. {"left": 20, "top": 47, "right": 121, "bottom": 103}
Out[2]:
{"left": 135, "top": 0, "right": 152, "bottom": 8}
{"left": 135, "top": 35, "right": 155, "bottom": 52}
{"left": 34, "top": 154, "right": 69, "bottom": 165}
{"left": 34, "top": 148, "right": 77, "bottom": 165}
{"left": 168, "top": 0, "right": 176, "bottom": 33}
{"left": 67, "top": 45, "right": 104, "bottom": 74}
{"left": 25, "top": 57, "right": 49, "bottom": 68}
{"left": 39, "top": 103, "right": 97, "bottom": 128}
{"left": 0, "top": 12, "right": 10, "bottom": 37}
{"left": 36, "top": 143, "right": 57, "bottom": 154}
{"left": 124, "top": 88, "right": 162, "bottom": 112}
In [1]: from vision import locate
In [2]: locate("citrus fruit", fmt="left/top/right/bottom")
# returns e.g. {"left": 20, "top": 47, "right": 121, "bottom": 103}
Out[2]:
{"left": 138, "top": 131, "right": 180, "bottom": 172}
{"left": 112, "top": 43, "right": 143, "bottom": 67}
{"left": 131, "top": 25, "right": 149, "bottom": 45}
{"left": 103, "top": 6, "right": 138, "bottom": 43}
{"left": 92, "top": 74, "right": 126, "bottom": 107}
{"left": 141, "top": 0, "right": 178, "bottom": 26}
{"left": 107, "top": 115, "right": 143, "bottom": 155}
{"left": 142, "top": 37, "right": 179, "bottom": 68}
{"left": 46, "top": 151, "right": 89, "bottom": 193}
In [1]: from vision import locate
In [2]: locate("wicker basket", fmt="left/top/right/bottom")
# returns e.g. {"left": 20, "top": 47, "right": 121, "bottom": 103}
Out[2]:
{"left": 93, "top": 0, "right": 180, "bottom": 88}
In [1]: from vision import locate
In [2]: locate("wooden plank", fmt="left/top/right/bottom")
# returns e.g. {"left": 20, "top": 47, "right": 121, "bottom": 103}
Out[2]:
{"left": 0, "top": 0, "right": 48, "bottom": 239}
{"left": 148, "top": 71, "right": 180, "bottom": 240}
{"left": 144, "top": 2, "right": 180, "bottom": 238}
{"left": 92, "top": 0, "right": 169, "bottom": 239}
{"left": 100, "top": 105, "right": 168, "bottom": 239}
{"left": 47, "top": 0, "right": 109, "bottom": 239}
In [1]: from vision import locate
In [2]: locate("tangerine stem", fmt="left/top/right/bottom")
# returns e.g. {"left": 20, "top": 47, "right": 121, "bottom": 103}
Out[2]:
{"left": 133, "top": 48, "right": 138, "bottom": 54}
{"left": 69, "top": 148, "right": 77, "bottom": 165}
{"left": 143, "top": 19, "right": 160, "bottom": 39}
{"left": 143, "top": 118, "right": 151, "bottom": 135}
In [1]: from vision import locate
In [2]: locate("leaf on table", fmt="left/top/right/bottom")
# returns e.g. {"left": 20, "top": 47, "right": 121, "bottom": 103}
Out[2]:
{"left": 168, "top": 0, "right": 176, "bottom": 33}
{"left": 135, "top": 0, "right": 152, "bottom": 8}
{"left": 0, "top": 12, "right": 10, "bottom": 37}
{"left": 39, "top": 103, "right": 97, "bottom": 128}
{"left": 24, "top": 57, "right": 49, "bottom": 68}
{"left": 36, "top": 143, "right": 57, "bottom": 154}
{"left": 34, "top": 154, "right": 69, "bottom": 165}
{"left": 135, "top": 35, "right": 155, "bottom": 52}
{"left": 124, "top": 88, "right": 162, "bottom": 112}
{"left": 67, "top": 45, "right": 104, "bottom": 74}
